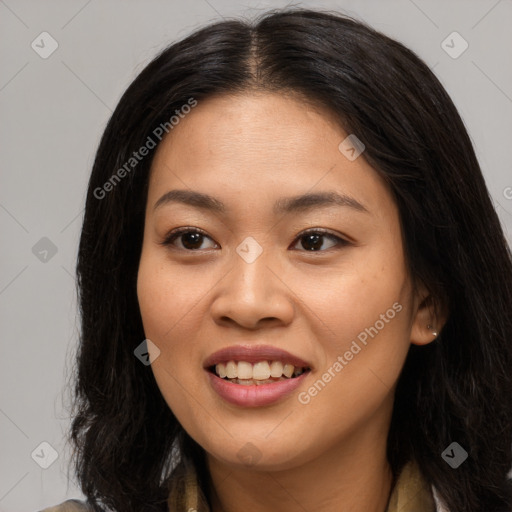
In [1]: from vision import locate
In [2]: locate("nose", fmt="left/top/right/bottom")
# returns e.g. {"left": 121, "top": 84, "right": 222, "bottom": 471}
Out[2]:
{"left": 209, "top": 247, "right": 295, "bottom": 330}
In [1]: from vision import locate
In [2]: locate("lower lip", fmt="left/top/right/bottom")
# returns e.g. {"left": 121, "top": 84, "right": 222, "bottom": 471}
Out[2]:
{"left": 207, "top": 370, "right": 310, "bottom": 407}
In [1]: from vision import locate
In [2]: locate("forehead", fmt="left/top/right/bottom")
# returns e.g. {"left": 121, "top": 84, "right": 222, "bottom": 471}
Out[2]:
{"left": 147, "top": 92, "right": 395, "bottom": 221}
{"left": 152, "top": 92, "right": 343, "bottom": 169}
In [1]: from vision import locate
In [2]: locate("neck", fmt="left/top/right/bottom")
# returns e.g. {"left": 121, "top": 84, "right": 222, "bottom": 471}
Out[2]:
{"left": 206, "top": 423, "right": 394, "bottom": 512}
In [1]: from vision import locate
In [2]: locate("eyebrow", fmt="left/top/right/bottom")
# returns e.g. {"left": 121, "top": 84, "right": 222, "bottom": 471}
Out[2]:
{"left": 153, "top": 189, "right": 369, "bottom": 215}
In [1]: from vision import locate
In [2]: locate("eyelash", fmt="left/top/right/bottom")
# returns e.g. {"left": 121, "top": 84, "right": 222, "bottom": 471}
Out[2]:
{"left": 159, "top": 227, "right": 350, "bottom": 253}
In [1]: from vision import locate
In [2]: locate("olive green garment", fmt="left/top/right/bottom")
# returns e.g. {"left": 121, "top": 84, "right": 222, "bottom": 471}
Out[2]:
{"left": 40, "top": 460, "right": 441, "bottom": 512}
{"left": 167, "top": 458, "right": 439, "bottom": 512}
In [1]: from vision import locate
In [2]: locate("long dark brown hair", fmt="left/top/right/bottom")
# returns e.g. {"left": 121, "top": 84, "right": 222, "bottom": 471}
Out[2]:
{"left": 68, "top": 8, "right": 512, "bottom": 511}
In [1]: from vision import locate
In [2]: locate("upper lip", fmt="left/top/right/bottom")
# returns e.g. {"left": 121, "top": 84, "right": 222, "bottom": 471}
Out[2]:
{"left": 203, "top": 344, "right": 312, "bottom": 369}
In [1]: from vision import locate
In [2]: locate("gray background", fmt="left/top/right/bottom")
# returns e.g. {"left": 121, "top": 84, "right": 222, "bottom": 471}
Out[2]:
{"left": 1, "top": 1, "right": 511, "bottom": 510}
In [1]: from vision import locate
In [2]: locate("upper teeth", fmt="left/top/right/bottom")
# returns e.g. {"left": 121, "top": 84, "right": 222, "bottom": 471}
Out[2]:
{"left": 215, "top": 361, "right": 305, "bottom": 380}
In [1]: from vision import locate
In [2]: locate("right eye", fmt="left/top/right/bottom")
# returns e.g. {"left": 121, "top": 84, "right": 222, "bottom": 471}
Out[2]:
{"left": 160, "top": 227, "right": 219, "bottom": 251}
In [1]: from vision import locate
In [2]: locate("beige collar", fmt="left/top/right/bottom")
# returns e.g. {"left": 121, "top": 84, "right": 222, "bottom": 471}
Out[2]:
{"left": 386, "top": 460, "right": 437, "bottom": 512}
{"left": 168, "top": 458, "right": 438, "bottom": 512}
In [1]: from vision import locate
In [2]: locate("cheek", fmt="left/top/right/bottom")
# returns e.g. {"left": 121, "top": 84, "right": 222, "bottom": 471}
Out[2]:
{"left": 296, "top": 251, "right": 409, "bottom": 345}
{"left": 136, "top": 255, "right": 206, "bottom": 418}
{"left": 295, "top": 276, "right": 411, "bottom": 441}
{"left": 137, "top": 252, "right": 199, "bottom": 339}
{"left": 297, "top": 248, "right": 413, "bottom": 408}
{"left": 136, "top": 251, "right": 213, "bottom": 389}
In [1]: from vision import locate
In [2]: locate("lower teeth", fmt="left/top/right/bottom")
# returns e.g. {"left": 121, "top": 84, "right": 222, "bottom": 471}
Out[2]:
{"left": 224, "top": 376, "right": 289, "bottom": 385}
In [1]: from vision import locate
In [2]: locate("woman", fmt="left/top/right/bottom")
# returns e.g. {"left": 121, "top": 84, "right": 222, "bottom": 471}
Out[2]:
{"left": 41, "top": 7, "right": 512, "bottom": 512}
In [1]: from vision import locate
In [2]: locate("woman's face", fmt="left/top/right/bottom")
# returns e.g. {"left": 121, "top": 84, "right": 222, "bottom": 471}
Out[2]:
{"left": 137, "top": 92, "right": 432, "bottom": 471}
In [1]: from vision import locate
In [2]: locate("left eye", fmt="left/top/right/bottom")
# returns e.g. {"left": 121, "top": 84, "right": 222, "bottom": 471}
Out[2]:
{"left": 292, "top": 230, "right": 346, "bottom": 251}
{"left": 160, "top": 228, "right": 347, "bottom": 252}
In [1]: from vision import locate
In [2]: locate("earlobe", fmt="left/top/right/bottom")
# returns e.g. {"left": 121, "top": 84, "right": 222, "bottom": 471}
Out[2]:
{"left": 410, "top": 287, "right": 448, "bottom": 346}
{"left": 426, "top": 324, "right": 438, "bottom": 337}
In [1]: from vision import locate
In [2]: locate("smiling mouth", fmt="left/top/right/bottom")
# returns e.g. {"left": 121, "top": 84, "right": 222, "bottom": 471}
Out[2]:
{"left": 208, "top": 360, "right": 311, "bottom": 385}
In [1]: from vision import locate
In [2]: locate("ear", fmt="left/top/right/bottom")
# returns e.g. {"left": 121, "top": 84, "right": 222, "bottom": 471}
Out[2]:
{"left": 410, "top": 282, "right": 448, "bottom": 346}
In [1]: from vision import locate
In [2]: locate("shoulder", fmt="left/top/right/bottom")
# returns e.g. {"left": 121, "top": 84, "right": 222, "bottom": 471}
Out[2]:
{"left": 39, "top": 499, "right": 93, "bottom": 512}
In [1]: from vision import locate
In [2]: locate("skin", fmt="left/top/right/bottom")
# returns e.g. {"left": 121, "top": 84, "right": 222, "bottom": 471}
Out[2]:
{"left": 137, "top": 92, "right": 442, "bottom": 512}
